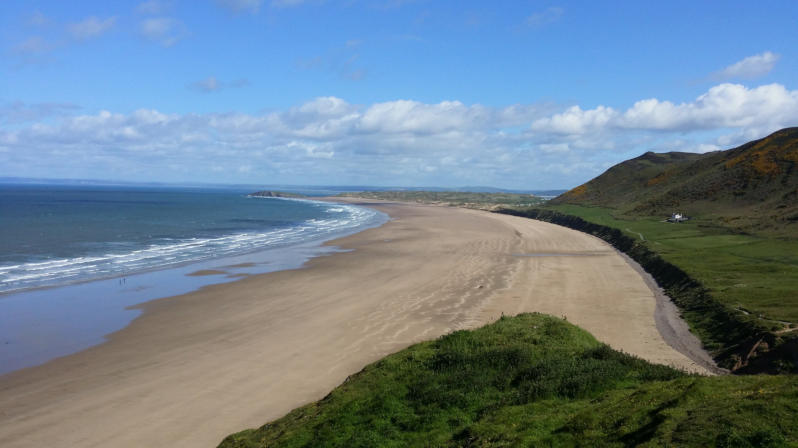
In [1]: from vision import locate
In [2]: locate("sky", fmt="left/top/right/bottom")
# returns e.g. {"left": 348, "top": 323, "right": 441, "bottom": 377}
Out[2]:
{"left": 1, "top": 0, "right": 797, "bottom": 190}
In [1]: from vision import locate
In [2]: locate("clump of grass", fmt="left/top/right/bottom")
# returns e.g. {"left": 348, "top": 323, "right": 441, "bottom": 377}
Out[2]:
{"left": 218, "top": 314, "right": 797, "bottom": 447}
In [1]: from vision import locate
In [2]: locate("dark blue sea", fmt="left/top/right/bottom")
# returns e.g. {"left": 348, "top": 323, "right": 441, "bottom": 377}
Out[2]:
{"left": 0, "top": 184, "right": 387, "bottom": 374}
{"left": 0, "top": 185, "right": 384, "bottom": 294}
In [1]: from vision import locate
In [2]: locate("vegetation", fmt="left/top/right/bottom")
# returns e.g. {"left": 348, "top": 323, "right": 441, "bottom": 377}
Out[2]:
{"left": 553, "top": 127, "right": 798, "bottom": 237}
{"left": 249, "top": 191, "right": 308, "bottom": 199}
{"left": 219, "top": 314, "right": 798, "bottom": 448}
{"left": 542, "top": 205, "right": 798, "bottom": 325}
{"left": 494, "top": 129, "right": 798, "bottom": 373}
{"left": 218, "top": 129, "right": 798, "bottom": 445}
{"left": 337, "top": 191, "right": 545, "bottom": 210}
{"left": 497, "top": 207, "right": 798, "bottom": 373}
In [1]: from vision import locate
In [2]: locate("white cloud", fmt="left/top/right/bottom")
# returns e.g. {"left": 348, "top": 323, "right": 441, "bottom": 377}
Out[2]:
{"left": 67, "top": 16, "right": 117, "bottom": 40}
{"left": 215, "top": 0, "right": 264, "bottom": 12}
{"left": 139, "top": 17, "right": 187, "bottom": 46}
{"left": 526, "top": 6, "right": 564, "bottom": 27}
{"left": 540, "top": 143, "right": 570, "bottom": 153}
{"left": 716, "top": 51, "right": 780, "bottom": 80}
{"left": 531, "top": 105, "right": 615, "bottom": 134}
{"left": 359, "top": 100, "right": 482, "bottom": 134}
{"left": 0, "top": 98, "right": 555, "bottom": 186}
{"left": 620, "top": 83, "right": 798, "bottom": 131}
{"left": 532, "top": 83, "right": 798, "bottom": 134}
{"left": 3, "top": 84, "right": 796, "bottom": 188}
{"left": 297, "top": 96, "right": 354, "bottom": 116}
{"left": 693, "top": 143, "right": 721, "bottom": 153}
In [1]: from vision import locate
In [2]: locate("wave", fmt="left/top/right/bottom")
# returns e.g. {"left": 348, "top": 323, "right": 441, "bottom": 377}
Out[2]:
{"left": 0, "top": 201, "right": 383, "bottom": 294}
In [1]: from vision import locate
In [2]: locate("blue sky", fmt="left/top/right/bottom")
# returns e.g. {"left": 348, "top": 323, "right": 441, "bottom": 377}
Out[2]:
{"left": 1, "top": 0, "right": 797, "bottom": 189}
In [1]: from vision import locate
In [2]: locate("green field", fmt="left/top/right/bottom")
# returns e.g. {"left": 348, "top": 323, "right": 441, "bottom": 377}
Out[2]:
{"left": 544, "top": 204, "right": 798, "bottom": 326}
{"left": 219, "top": 314, "right": 798, "bottom": 448}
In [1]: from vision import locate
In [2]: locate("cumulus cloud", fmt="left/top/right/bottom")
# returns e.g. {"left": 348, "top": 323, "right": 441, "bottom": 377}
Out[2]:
{"left": 3, "top": 83, "right": 796, "bottom": 188}
{"left": 532, "top": 83, "right": 798, "bottom": 134}
{"left": 67, "top": 16, "right": 117, "bottom": 40}
{"left": 526, "top": 6, "right": 564, "bottom": 27}
{"left": 139, "top": 17, "right": 187, "bottom": 46}
{"left": 531, "top": 105, "right": 615, "bottom": 134}
{"left": 0, "top": 98, "right": 555, "bottom": 186}
{"left": 716, "top": 51, "right": 780, "bottom": 80}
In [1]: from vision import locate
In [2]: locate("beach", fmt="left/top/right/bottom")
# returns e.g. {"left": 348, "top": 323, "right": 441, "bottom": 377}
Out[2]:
{"left": 0, "top": 199, "right": 711, "bottom": 448}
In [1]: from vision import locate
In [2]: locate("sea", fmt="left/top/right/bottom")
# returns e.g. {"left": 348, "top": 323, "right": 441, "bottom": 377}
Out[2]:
{"left": 0, "top": 184, "right": 388, "bottom": 374}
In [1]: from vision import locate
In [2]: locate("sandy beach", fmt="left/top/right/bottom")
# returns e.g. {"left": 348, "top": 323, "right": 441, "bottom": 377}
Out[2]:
{"left": 0, "top": 200, "right": 712, "bottom": 448}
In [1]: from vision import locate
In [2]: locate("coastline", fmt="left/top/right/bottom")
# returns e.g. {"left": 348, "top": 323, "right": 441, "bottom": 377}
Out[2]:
{"left": 618, "top": 250, "right": 727, "bottom": 375}
{"left": 0, "top": 200, "right": 711, "bottom": 448}
{"left": 0, "top": 197, "right": 387, "bottom": 375}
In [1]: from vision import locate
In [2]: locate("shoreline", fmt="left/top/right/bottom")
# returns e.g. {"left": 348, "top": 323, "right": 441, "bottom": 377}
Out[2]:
{"left": 0, "top": 197, "right": 387, "bottom": 299}
{"left": 0, "top": 200, "right": 712, "bottom": 447}
{"left": 0, "top": 198, "right": 387, "bottom": 375}
{"left": 618, "top": 250, "right": 725, "bottom": 375}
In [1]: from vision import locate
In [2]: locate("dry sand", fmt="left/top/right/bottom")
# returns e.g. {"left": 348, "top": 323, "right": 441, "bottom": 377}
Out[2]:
{"left": 0, "top": 200, "right": 712, "bottom": 448}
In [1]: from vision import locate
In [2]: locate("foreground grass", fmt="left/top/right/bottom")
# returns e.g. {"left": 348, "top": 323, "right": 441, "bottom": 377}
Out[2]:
{"left": 218, "top": 314, "right": 797, "bottom": 447}
{"left": 543, "top": 204, "right": 798, "bottom": 326}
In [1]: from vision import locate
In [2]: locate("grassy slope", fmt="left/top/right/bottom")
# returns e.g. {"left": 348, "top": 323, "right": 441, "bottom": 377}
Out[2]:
{"left": 219, "top": 314, "right": 798, "bottom": 448}
{"left": 552, "top": 127, "right": 798, "bottom": 237}
{"left": 546, "top": 204, "right": 798, "bottom": 325}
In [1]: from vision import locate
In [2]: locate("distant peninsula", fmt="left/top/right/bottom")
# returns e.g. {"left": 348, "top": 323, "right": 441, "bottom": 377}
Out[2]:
{"left": 248, "top": 191, "right": 307, "bottom": 199}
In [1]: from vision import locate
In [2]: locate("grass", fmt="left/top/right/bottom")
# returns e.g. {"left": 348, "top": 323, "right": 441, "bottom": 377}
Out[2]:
{"left": 543, "top": 204, "right": 798, "bottom": 325}
{"left": 219, "top": 314, "right": 798, "bottom": 447}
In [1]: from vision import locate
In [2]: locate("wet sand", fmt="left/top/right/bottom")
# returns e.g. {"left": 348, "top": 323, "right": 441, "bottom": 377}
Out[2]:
{"left": 0, "top": 200, "right": 712, "bottom": 448}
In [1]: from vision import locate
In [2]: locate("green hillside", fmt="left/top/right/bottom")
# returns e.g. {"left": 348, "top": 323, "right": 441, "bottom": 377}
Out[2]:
{"left": 219, "top": 314, "right": 798, "bottom": 448}
{"left": 525, "top": 128, "right": 798, "bottom": 373}
{"left": 553, "top": 127, "right": 798, "bottom": 236}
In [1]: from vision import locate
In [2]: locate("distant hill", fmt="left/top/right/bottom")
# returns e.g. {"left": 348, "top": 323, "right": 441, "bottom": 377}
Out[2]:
{"left": 552, "top": 127, "right": 798, "bottom": 234}
{"left": 248, "top": 190, "right": 306, "bottom": 199}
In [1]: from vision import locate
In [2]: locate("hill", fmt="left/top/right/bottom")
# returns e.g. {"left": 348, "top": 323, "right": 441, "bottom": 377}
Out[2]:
{"left": 552, "top": 127, "right": 798, "bottom": 235}
{"left": 506, "top": 129, "right": 798, "bottom": 373}
{"left": 248, "top": 191, "right": 308, "bottom": 199}
{"left": 219, "top": 314, "right": 797, "bottom": 448}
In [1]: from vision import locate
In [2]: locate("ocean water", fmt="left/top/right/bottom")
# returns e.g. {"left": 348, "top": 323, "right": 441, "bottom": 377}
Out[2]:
{"left": 0, "top": 185, "right": 384, "bottom": 294}
{"left": 0, "top": 185, "right": 387, "bottom": 374}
